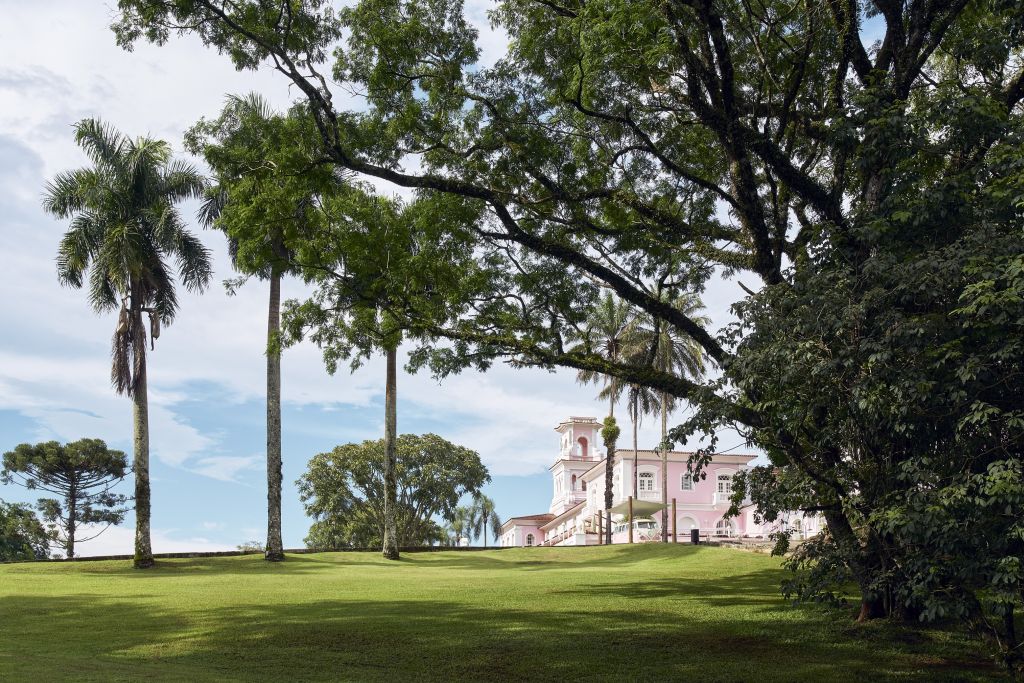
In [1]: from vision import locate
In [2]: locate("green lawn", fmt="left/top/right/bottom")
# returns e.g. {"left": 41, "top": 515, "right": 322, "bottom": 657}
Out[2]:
{"left": 0, "top": 545, "right": 999, "bottom": 681}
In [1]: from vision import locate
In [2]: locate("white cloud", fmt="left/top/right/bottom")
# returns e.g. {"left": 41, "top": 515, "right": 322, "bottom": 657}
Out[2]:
{"left": 71, "top": 524, "right": 233, "bottom": 557}
{"left": 189, "top": 455, "right": 263, "bottom": 483}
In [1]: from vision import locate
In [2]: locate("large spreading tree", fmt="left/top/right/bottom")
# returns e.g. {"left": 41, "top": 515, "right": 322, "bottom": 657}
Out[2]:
{"left": 298, "top": 433, "right": 489, "bottom": 548}
{"left": 114, "top": 0, "right": 1024, "bottom": 659}
{"left": 44, "top": 119, "right": 212, "bottom": 568}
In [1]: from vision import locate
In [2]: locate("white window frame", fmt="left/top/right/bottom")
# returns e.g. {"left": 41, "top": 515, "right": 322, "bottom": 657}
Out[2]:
{"left": 526, "top": 533, "right": 534, "bottom": 547}
{"left": 681, "top": 474, "right": 694, "bottom": 491}
{"left": 638, "top": 471, "right": 655, "bottom": 492}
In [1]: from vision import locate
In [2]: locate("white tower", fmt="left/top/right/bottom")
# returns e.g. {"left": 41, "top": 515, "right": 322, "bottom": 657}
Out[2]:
{"left": 549, "top": 417, "right": 603, "bottom": 514}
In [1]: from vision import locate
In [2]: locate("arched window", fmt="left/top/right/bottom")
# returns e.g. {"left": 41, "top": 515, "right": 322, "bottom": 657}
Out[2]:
{"left": 679, "top": 516, "right": 698, "bottom": 531}
{"left": 571, "top": 474, "right": 577, "bottom": 490}
{"left": 717, "top": 473, "right": 733, "bottom": 494}
{"left": 526, "top": 533, "right": 535, "bottom": 547}
{"left": 639, "top": 472, "right": 655, "bottom": 491}
{"left": 577, "top": 436, "right": 589, "bottom": 459}
{"left": 681, "top": 474, "right": 694, "bottom": 491}
{"left": 715, "top": 518, "right": 734, "bottom": 537}
{"left": 581, "top": 479, "right": 587, "bottom": 491}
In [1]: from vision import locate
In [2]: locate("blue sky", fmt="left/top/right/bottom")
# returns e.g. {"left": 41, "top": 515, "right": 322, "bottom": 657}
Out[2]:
{"left": 0, "top": 0, "right": 752, "bottom": 555}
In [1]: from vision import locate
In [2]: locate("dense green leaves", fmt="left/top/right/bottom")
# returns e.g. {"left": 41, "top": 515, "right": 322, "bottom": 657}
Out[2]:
{"left": 297, "top": 434, "right": 489, "bottom": 548}
{"left": 0, "top": 501, "right": 52, "bottom": 561}
{"left": 112, "top": 0, "right": 1024, "bottom": 666}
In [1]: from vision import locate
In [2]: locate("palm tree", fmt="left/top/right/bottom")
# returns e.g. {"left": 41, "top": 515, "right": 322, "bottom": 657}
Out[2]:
{"left": 636, "top": 293, "right": 709, "bottom": 540}
{"left": 446, "top": 505, "right": 474, "bottom": 547}
{"left": 469, "top": 494, "right": 501, "bottom": 548}
{"left": 196, "top": 94, "right": 292, "bottom": 562}
{"left": 44, "top": 119, "right": 211, "bottom": 568}
{"left": 574, "top": 292, "right": 635, "bottom": 543}
{"left": 624, "top": 381, "right": 659, "bottom": 508}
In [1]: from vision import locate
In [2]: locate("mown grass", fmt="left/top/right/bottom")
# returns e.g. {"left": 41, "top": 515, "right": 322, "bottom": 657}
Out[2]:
{"left": 0, "top": 544, "right": 1000, "bottom": 681}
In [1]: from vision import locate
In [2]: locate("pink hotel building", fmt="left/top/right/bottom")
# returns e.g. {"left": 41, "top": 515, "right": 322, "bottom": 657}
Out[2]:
{"left": 500, "top": 416, "right": 821, "bottom": 547}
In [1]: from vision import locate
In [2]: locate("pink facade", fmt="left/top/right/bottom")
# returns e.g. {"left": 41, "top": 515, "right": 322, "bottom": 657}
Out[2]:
{"left": 500, "top": 416, "right": 822, "bottom": 547}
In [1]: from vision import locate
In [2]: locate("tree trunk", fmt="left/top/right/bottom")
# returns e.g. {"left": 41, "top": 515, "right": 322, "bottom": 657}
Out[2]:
{"left": 66, "top": 482, "right": 77, "bottom": 560}
{"left": 632, "top": 399, "right": 638, "bottom": 502}
{"left": 133, "top": 341, "right": 154, "bottom": 569}
{"left": 265, "top": 269, "right": 285, "bottom": 561}
{"left": 661, "top": 392, "right": 668, "bottom": 542}
{"left": 602, "top": 417, "right": 617, "bottom": 545}
{"left": 382, "top": 346, "right": 400, "bottom": 560}
{"left": 822, "top": 507, "right": 885, "bottom": 620}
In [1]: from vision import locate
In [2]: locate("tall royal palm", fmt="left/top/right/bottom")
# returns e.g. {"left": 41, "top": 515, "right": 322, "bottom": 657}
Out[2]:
{"left": 196, "top": 94, "right": 293, "bottom": 562}
{"left": 574, "top": 292, "right": 634, "bottom": 543}
{"left": 44, "top": 119, "right": 211, "bottom": 568}
{"left": 638, "top": 293, "right": 709, "bottom": 540}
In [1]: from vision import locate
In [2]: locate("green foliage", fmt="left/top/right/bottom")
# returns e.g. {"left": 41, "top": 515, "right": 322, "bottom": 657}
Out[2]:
{"left": 186, "top": 95, "right": 332, "bottom": 283}
{"left": 2, "top": 439, "right": 129, "bottom": 558}
{"left": 0, "top": 500, "right": 51, "bottom": 561}
{"left": 465, "top": 493, "right": 500, "bottom": 546}
{"left": 43, "top": 118, "right": 212, "bottom": 395}
{"left": 298, "top": 433, "right": 489, "bottom": 548}
{"left": 112, "top": 0, "right": 1024, "bottom": 667}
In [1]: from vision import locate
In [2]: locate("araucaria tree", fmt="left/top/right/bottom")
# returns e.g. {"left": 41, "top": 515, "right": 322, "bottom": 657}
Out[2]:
{"left": 44, "top": 119, "right": 212, "bottom": 568}
{"left": 2, "top": 439, "right": 129, "bottom": 559}
{"left": 117, "top": 0, "right": 1024, "bottom": 664}
{"left": 297, "top": 434, "right": 489, "bottom": 549}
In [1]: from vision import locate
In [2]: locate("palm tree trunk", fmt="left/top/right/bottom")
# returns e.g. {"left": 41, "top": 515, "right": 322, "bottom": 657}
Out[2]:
{"left": 133, "top": 337, "right": 154, "bottom": 569}
{"left": 602, "top": 420, "right": 617, "bottom": 545}
{"left": 382, "top": 346, "right": 400, "bottom": 560}
{"left": 632, "top": 398, "right": 638, "bottom": 503}
{"left": 661, "top": 392, "right": 668, "bottom": 542}
{"left": 265, "top": 268, "right": 284, "bottom": 561}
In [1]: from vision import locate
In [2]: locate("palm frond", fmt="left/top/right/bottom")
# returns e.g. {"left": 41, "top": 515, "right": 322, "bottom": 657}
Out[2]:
{"left": 73, "top": 119, "right": 125, "bottom": 168}
{"left": 162, "top": 159, "right": 207, "bottom": 203}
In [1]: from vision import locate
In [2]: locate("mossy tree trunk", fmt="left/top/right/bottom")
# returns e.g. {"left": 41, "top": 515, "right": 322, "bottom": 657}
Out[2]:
{"left": 382, "top": 346, "right": 400, "bottom": 560}
{"left": 265, "top": 267, "right": 284, "bottom": 561}
{"left": 132, "top": 326, "right": 153, "bottom": 569}
{"left": 661, "top": 392, "right": 668, "bottom": 542}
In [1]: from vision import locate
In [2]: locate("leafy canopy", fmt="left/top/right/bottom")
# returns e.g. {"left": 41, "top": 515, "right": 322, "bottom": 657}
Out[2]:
{"left": 298, "top": 433, "right": 489, "bottom": 548}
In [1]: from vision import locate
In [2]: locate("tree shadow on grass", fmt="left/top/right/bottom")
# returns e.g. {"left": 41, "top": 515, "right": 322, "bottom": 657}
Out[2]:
{"left": 59, "top": 545, "right": 713, "bottom": 578}
{"left": 0, "top": 589, "right": 996, "bottom": 683}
